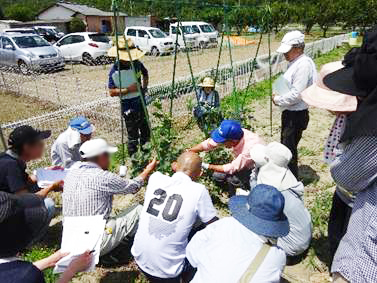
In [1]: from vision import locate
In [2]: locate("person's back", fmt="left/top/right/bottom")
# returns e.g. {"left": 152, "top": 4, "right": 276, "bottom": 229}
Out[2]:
{"left": 186, "top": 217, "right": 286, "bottom": 283}
{"left": 279, "top": 188, "right": 312, "bottom": 256}
{"left": 51, "top": 128, "right": 81, "bottom": 168}
{"left": 132, "top": 170, "right": 217, "bottom": 279}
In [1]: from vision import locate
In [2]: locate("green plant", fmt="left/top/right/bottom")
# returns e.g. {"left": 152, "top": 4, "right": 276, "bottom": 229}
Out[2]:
{"left": 310, "top": 190, "right": 333, "bottom": 237}
{"left": 69, "top": 17, "right": 86, "bottom": 33}
{"left": 22, "top": 246, "right": 59, "bottom": 283}
{"left": 130, "top": 100, "right": 184, "bottom": 176}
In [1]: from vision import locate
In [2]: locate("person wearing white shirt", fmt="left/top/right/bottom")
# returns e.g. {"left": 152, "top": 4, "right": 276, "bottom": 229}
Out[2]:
{"left": 131, "top": 151, "right": 218, "bottom": 282}
{"left": 51, "top": 116, "right": 94, "bottom": 169}
{"left": 186, "top": 184, "right": 288, "bottom": 283}
{"left": 273, "top": 31, "right": 317, "bottom": 177}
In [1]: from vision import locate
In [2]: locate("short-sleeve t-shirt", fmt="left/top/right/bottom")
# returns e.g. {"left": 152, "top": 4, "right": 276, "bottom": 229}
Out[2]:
{"left": 0, "top": 152, "right": 37, "bottom": 194}
{"left": 108, "top": 60, "right": 148, "bottom": 89}
{"left": 131, "top": 172, "right": 217, "bottom": 279}
{"left": 0, "top": 260, "right": 45, "bottom": 283}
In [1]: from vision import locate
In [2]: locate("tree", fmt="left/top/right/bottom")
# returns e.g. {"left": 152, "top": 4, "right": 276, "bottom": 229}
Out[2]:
{"left": 69, "top": 17, "right": 86, "bottom": 33}
{"left": 0, "top": 6, "right": 4, "bottom": 19}
{"left": 296, "top": 2, "right": 317, "bottom": 34}
{"left": 4, "top": 3, "right": 34, "bottom": 21}
{"left": 316, "top": 0, "right": 341, "bottom": 37}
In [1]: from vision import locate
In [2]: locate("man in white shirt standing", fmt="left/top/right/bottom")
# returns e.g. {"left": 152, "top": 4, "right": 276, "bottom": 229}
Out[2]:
{"left": 273, "top": 31, "right": 317, "bottom": 177}
{"left": 131, "top": 151, "right": 218, "bottom": 282}
{"left": 186, "top": 184, "right": 288, "bottom": 283}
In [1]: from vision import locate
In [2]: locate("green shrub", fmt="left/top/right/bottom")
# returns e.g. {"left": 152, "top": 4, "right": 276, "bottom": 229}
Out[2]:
{"left": 69, "top": 17, "right": 86, "bottom": 33}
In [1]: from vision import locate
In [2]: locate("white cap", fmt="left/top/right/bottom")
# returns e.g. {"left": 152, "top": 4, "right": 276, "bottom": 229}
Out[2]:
{"left": 277, "top": 31, "right": 305, "bottom": 53}
{"left": 79, "top": 138, "right": 118, "bottom": 159}
{"left": 265, "top": 142, "right": 292, "bottom": 167}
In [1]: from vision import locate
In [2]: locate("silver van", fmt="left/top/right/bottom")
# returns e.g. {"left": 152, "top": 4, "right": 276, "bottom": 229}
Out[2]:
{"left": 0, "top": 33, "right": 65, "bottom": 74}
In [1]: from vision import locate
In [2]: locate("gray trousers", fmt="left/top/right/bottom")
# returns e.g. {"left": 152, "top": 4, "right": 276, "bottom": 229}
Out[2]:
{"left": 100, "top": 204, "right": 142, "bottom": 256}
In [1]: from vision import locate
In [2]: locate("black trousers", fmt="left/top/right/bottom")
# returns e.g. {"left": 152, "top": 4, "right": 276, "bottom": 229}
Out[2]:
{"left": 280, "top": 109, "right": 309, "bottom": 178}
{"left": 123, "top": 109, "right": 151, "bottom": 156}
{"left": 328, "top": 191, "right": 352, "bottom": 265}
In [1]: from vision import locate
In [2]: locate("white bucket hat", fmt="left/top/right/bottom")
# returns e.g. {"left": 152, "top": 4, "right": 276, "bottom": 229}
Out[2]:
{"left": 250, "top": 142, "right": 298, "bottom": 191}
{"left": 79, "top": 138, "right": 117, "bottom": 159}
{"left": 277, "top": 31, "right": 305, "bottom": 54}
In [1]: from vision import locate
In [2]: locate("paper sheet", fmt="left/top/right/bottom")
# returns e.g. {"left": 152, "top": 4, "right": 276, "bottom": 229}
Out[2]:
{"left": 273, "top": 75, "right": 291, "bottom": 97}
{"left": 53, "top": 215, "right": 106, "bottom": 274}
{"left": 35, "top": 168, "right": 67, "bottom": 188}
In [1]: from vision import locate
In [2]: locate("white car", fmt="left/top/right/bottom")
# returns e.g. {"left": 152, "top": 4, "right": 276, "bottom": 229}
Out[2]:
{"left": 54, "top": 32, "right": 111, "bottom": 63}
{"left": 179, "top": 21, "right": 218, "bottom": 48}
{"left": 125, "top": 26, "right": 174, "bottom": 55}
{"left": 169, "top": 23, "right": 199, "bottom": 49}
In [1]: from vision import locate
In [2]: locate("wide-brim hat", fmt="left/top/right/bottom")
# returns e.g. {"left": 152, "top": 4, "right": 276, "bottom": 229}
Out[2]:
{"left": 229, "top": 184, "right": 289, "bottom": 238}
{"left": 108, "top": 38, "right": 145, "bottom": 61}
{"left": 323, "top": 27, "right": 377, "bottom": 97}
{"left": 0, "top": 192, "right": 49, "bottom": 257}
{"left": 198, "top": 77, "right": 215, "bottom": 88}
{"left": 302, "top": 61, "right": 358, "bottom": 112}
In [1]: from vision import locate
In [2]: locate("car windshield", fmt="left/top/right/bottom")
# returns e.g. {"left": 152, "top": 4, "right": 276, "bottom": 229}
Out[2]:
{"left": 200, "top": 24, "right": 215, "bottom": 33}
{"left": 149, "top": 29, "right": 166, "bottom": 38}
{"left": 13, "top": 35, "right": 50, "bottom": 48}
{"left": 181, "top": 26, "right": 198, "bottom": 34}
{"left": 89, "top": 33, "right": 110, "bottom": 43}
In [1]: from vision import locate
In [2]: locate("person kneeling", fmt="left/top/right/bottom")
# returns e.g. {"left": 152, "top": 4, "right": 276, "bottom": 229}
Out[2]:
{"left": 189, "top": 120, "right": 263, "bottom": 195}
{"left": 62, "top": 138, "right": 157, "bottom": 257}
{"left": 250, "top": 142, "right": 312, "bottom": 259}
{"left": 132, "top": 151, "right": 218, "bottom": 282}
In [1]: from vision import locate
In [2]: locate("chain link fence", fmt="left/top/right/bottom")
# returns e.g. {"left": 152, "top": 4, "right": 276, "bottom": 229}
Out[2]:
{"left": 0, "top": 34, "right": 347, "bottom": 168}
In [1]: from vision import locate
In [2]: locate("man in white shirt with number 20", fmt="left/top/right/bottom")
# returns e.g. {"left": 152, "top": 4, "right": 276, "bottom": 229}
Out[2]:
{"left": 131, "top": 151, "right": 218, "bottom": 282}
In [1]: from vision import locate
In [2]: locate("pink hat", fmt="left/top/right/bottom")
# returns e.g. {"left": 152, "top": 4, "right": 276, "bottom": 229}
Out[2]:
{"left": 302, "top": 61, "right": 357, "bottom": 112}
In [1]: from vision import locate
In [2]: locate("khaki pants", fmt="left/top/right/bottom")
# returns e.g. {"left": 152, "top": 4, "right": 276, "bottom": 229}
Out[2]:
{"left": 333, "top": 273, "right": 349, "bottom": 283}
{"left": 100, "top": 204, "right": 142, "bottom": 256}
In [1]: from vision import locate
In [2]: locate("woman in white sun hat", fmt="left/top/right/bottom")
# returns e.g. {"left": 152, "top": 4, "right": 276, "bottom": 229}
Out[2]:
{"left": 250, "top": 142, "right": 312, "bottom": 260}
{"left": 193, "top": 77, "right": 221, "bottom": 134}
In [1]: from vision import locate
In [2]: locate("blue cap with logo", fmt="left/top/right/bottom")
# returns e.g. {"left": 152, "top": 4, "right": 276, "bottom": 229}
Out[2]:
{"left": 69, "top": 116, "right": 94, "bottom": 135}
{"left": 211, "top": 120, "right": 244, "bottom": 143}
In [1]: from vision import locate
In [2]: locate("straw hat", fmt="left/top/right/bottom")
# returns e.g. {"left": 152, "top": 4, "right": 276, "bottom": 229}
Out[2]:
{"left": 108, "top": 38, "right": 145, "bottom": 61}
{"left": 198, "top": 77, "right": 215, "bottom": 88}
{"left": 301, "top": 61, "right": 358, "bottom": 112}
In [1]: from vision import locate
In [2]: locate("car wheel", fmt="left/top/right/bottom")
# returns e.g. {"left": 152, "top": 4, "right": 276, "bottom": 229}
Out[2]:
{"left": 151, "top": 46, "right": 159, "bottom": 56}
{"left": 82, "top": 52, "right": 94, "bottom": 65}
{"left": 18, "top": 60, "right": 30, "bottom": 75}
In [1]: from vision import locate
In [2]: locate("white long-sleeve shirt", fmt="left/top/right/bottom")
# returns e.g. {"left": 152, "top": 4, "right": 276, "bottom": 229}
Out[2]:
{"left": 274, "top": 55, "right": 317, "bottom": 111}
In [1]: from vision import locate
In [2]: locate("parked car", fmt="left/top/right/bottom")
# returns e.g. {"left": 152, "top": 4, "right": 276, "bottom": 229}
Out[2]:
{"left": 34, "top": 26, "right": 65, "bottom": 42}
{"left": 125, "top": 26, "right": 174, "bottom": 55}
{"left": 169, "top": 23, "right": 199, "bottom": 49}
{"left": 54, "top": 32, "right": 111, "bottom": 64}
{"left": 0, "top": 32, "right": 65, "bottom": 74}
{"left": 179, "top": 21, "right": 218, "bottom": 48}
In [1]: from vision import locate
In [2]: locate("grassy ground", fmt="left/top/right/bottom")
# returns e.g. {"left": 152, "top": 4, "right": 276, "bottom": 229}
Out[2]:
{"left": 19, "top": 44, "right": 350, "bottom": 283}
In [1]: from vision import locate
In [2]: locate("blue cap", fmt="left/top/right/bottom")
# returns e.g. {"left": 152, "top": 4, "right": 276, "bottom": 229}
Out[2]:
{"left": 228, "top": 184, "right": 289, "bottom": 238}
{"left": 211, "top": 120, "right": 244, "bottom": 143}
{"left": 69, "top": 116, "right": 94, "bottom": 135}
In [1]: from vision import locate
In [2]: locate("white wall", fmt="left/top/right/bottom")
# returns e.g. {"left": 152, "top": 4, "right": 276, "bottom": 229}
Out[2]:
{"left": 38, "top": 6, "right": 75, "bottom": 20}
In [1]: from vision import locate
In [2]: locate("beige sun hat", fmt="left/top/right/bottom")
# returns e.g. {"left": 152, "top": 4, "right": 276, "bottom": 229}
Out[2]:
{"left": 301, "top": 61, "right": 358, "bottom": 112}
{"left": 108, "top": 38, "right": 145, "bottom": 61}
{"left": 198, "top": 77, "right": 215, "bottom": 88}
